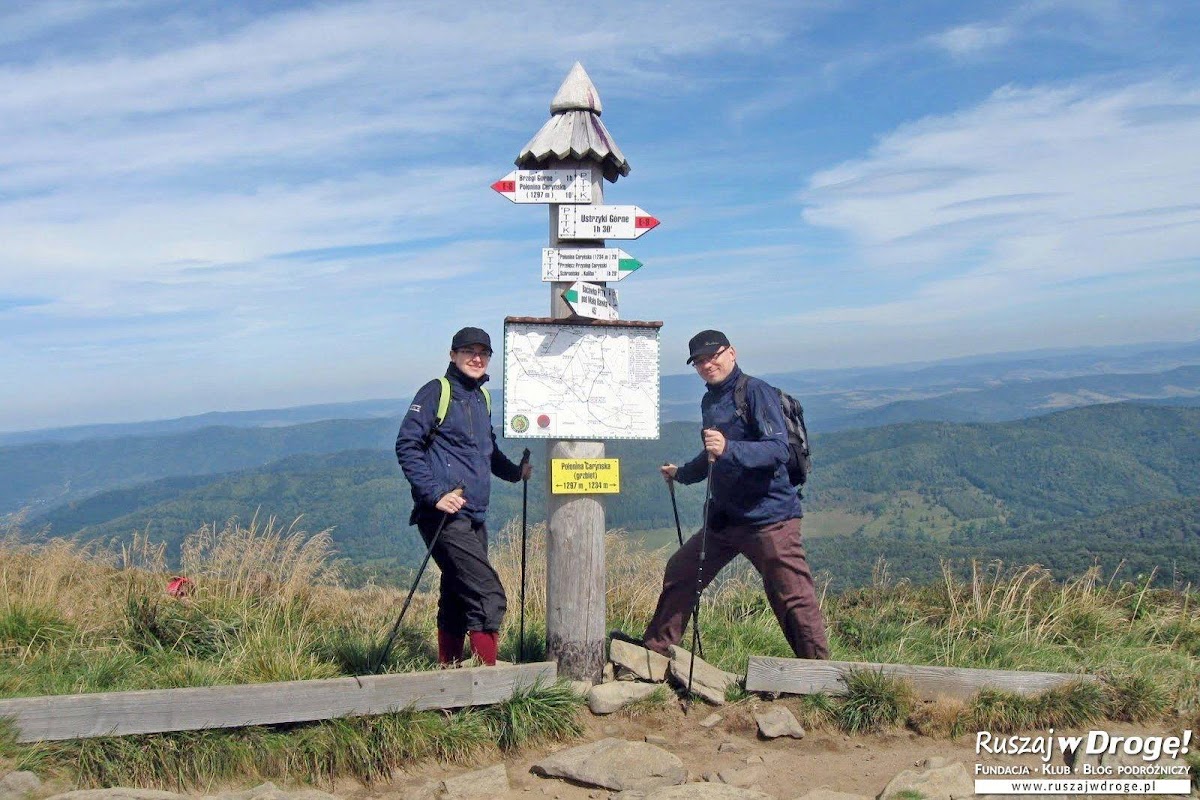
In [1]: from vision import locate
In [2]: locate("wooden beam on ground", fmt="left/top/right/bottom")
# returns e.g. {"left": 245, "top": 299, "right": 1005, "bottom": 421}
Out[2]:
{"left": 745, "top": 657, "right": 1095, "bottom": 702}
{"left": 0, "top": 662, "right": 557, "bottom": 743}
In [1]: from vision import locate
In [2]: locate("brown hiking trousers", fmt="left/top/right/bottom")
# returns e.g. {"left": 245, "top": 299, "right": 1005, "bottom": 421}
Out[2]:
{"left": 642, "top": 517, "right": 829, "bottom": 660}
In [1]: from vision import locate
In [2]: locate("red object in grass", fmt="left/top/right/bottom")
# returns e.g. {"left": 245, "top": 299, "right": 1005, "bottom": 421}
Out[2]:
{"left": 166, "top": 576, "right": 192, "bottom": 598}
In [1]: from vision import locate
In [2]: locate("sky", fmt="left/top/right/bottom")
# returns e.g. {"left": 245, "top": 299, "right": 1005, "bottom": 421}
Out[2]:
{"left": 1, "top": 0, "right": 1198, "bottom": 432}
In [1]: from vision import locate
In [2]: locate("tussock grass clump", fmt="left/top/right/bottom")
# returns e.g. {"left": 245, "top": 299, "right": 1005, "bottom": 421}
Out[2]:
{"left": 617, "top": 685, "right": 674, "bottom": 719}
{"left": 836, "top": 669, "right": 915, "bottom": 734}
{"left": 789, "top": 692, "right": 839, "bottom": 731}
{"left": 965, "top": 681, "right": 1106, "bottom": 734}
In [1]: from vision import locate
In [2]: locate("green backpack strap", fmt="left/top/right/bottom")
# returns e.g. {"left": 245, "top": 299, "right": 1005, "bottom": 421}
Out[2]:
{"left": 435, "top": 377, "right": 452, "bottom": 425}
{"left": 435, "top": 378, "right": 492, "bottom": 426}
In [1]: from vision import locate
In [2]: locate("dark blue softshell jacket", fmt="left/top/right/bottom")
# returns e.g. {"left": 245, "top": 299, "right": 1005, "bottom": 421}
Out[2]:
{"left": 395, "top": 363, "right": 522, "bottom": 524}
{"left": 675, "top": 365, "right": 803, "bottom": 526}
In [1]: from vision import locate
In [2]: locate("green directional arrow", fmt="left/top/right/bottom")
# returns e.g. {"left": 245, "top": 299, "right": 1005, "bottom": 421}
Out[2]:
{"left": 563, "top": 289, "right": 579, "bottom": 303}
{"left": 618, "top": 257, "right": 642, "bottom": 273}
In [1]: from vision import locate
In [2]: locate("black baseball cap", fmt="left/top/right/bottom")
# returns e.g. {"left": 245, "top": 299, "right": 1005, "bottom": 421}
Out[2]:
{"left": 451, "top": 327, "right": 492, "bottom": 353}
{"left": 686, "top": 329, "right": 730, "bottom": 364}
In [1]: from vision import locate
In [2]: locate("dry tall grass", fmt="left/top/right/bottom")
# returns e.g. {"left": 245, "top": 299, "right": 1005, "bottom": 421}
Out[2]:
{"left": 2, "top": 521, "right": 1197, "bottom": 724}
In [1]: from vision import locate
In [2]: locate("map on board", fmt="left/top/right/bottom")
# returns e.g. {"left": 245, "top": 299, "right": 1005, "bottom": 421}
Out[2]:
{"left": 503, "top": 320, "right": 660, "bottom": 440}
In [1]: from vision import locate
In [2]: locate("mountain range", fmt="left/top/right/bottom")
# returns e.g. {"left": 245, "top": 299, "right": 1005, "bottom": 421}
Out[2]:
{"left": 5, "top": 338, "right": 1199, "bottom": 590}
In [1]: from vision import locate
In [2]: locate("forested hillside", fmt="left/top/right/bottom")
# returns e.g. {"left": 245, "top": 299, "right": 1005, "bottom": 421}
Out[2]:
{"left": 808, "top": 497, "right": 1200, "bottom": 588}
{"left": 0, "top": 418, "right": 399, "bottom": 514}
{"left": 28, "top": 403, "right": 1200, "bottom": 588}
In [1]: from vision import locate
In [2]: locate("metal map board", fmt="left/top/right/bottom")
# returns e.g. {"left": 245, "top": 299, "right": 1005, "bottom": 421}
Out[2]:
{"left": 503, "top": 318, "right": 661, "bottom": 440}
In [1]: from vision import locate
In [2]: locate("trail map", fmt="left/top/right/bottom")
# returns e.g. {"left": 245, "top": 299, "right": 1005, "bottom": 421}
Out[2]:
{"left": 503, "top": 320, "right": 660, "bottom": 440}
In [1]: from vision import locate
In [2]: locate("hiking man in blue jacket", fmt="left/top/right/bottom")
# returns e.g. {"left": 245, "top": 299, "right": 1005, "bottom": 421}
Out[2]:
{"left": 644, "top": 329, "right": 829, "bottom": 660}
{"left": 395, "top": 326, "right": 531, "bottom": 666}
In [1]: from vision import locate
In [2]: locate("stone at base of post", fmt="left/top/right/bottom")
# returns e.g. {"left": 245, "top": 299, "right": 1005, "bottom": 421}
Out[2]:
{"left": 545, "top": 438, "right": 607, "bottom": 682}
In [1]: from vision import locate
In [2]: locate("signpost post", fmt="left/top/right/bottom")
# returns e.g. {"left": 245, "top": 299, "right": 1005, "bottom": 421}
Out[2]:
{"left": 502, "top": 62, "right": 656, "bottom": 681}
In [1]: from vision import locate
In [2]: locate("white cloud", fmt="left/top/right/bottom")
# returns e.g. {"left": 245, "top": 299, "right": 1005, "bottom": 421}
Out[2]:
{"left": 929, "top": 24, "right": 1014, "bottom": 58}
{"left": 800, "top": 78, "right": 1200, "bottom": 330}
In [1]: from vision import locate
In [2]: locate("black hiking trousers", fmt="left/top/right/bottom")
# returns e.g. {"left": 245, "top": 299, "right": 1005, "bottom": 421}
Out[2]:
{"left": 415, "top": 508, "right": 506, "bottom": 635}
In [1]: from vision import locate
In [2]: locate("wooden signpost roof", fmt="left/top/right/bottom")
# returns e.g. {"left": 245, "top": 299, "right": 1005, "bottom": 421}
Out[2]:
{"left": 517, "top": 62, "right": 630, "bottom": 183}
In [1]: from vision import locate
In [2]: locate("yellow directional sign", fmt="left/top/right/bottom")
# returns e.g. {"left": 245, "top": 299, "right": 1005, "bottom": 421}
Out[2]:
{"left": 551, "top": 458, "right": 620, "bottom": 494}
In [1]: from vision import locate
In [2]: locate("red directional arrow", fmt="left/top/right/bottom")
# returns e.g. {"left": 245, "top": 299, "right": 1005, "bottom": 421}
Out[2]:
{"left": 490, "top": 169, "right": 591, "bottom": 203}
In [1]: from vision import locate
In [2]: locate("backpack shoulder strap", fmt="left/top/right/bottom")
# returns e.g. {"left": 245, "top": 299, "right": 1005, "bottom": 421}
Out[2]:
{"left": 733, "top": 373, "right": 752, "bottom": 420}
{"left": 435, "top": 379, "right": 491, "bottom": 425}
{"left": 435, "top": 376, "right": 452, "bottom": 426}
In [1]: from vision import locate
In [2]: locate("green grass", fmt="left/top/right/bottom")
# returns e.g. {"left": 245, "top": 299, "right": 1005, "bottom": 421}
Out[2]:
{"left": 13, "top": 682, "right": 583, "bottom": 789}
{"left": 2, "top": 522, "right": 1198, "bottom": 786}
{"left": 836, "top": 669, "right": 914, "bottom": 734}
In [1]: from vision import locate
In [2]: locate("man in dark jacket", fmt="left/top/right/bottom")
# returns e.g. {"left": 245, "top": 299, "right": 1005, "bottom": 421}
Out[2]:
{"left": 395, "top": 326, "right": 531, "bottom": 666}
{"left": 643, "top": 329, "right": 828, "bottom": 660}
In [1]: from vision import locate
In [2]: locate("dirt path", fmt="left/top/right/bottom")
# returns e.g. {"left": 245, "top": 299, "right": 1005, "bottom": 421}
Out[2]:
{"left": 372, "top": 700, "right": 988, "bottom": 799}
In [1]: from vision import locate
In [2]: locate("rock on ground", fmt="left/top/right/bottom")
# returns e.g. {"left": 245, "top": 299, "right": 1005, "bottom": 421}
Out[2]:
{"left": 204, "top": 783, "right": 337, "bottom": 800}
{"left": 531, "top": 737, "right": 687, "bottom": 792}
{"left": 610, "top": 639, "right": 671, "bottom": 682}
{"left": 668, "top": 646, "right": 738, "bottom": 705}
{"left": 613, "top": 784, "right": 777, "bottom": 799}
{"left": 589, "top": 681, "right": 662, "bottom": 714}
{"left": 877, "top": 762, "right": 975, "bottom": 800}
{"left": 45, "top": 792, "right": 185, "bottom": 800}
{"left": 440, "top": 764, "right": 508, "bottom": 799}
{"left": 794, "top": 791, "right": 871, "bottom": 800}
{"left": 754, "top": 707, "right": 806, "bottom": 740}
{"left": 0, "top": 772, "right": 42, "bottom": 800}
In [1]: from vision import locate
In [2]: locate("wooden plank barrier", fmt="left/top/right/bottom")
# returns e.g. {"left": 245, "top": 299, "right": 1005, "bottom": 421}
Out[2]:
{"left": 745, "top": 657, "right": 1095, "bottom": 702}
{"left": 0, "top": 662, "right": 557, "bottom": 743}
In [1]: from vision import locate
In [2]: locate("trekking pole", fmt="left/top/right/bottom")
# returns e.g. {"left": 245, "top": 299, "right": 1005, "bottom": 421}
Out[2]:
{"left": 664, "top": 462, "right": 685, "bottom": 549}
{"left": 665, "top": 462, "right": 703, "bottom": 659}
{"left": 518, "top": 448, "right": 531, "bottom": 663}
{"left": 374, "top": 485, "right": 464, "bottom": 674}
{"left": 686, "top": 449, "right": 717, "bottom": 712}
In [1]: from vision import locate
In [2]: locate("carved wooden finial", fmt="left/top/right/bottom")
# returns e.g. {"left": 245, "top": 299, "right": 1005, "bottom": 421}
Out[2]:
{"left": 516, "top": 63, "right": 629, "bottom": 182}
{"left": 550, "top": 62, "right": 602, "bottom": 115}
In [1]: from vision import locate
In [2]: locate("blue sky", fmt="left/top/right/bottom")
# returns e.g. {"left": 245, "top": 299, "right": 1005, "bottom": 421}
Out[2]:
{"left": 1, "top": 1, "right": 1198, "bottom": 431}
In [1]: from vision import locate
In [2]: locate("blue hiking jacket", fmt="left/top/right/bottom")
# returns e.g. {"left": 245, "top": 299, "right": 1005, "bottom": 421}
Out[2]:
{"left": 395, "top": 363, "right": 523, "bottom": 524}
{"left": 675, "top": 365, "right": 802, "bottom": 526}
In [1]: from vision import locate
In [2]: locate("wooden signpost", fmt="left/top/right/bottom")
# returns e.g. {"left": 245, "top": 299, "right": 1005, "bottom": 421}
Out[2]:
{"left": 497, "top": 62, "right": 657, "bottom": 681}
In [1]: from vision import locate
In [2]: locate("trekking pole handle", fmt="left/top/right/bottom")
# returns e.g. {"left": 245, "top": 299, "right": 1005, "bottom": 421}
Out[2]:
{"left": 702, "top": 428, "right": 719, "bottom": 463}
{"left": 519, "top": 448, "right": 531, "bottom": 481}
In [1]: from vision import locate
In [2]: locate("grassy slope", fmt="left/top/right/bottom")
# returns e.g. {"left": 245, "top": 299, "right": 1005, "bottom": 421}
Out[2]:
{"left": 1, "top": 522, "right": 1197, "bottom": 788}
